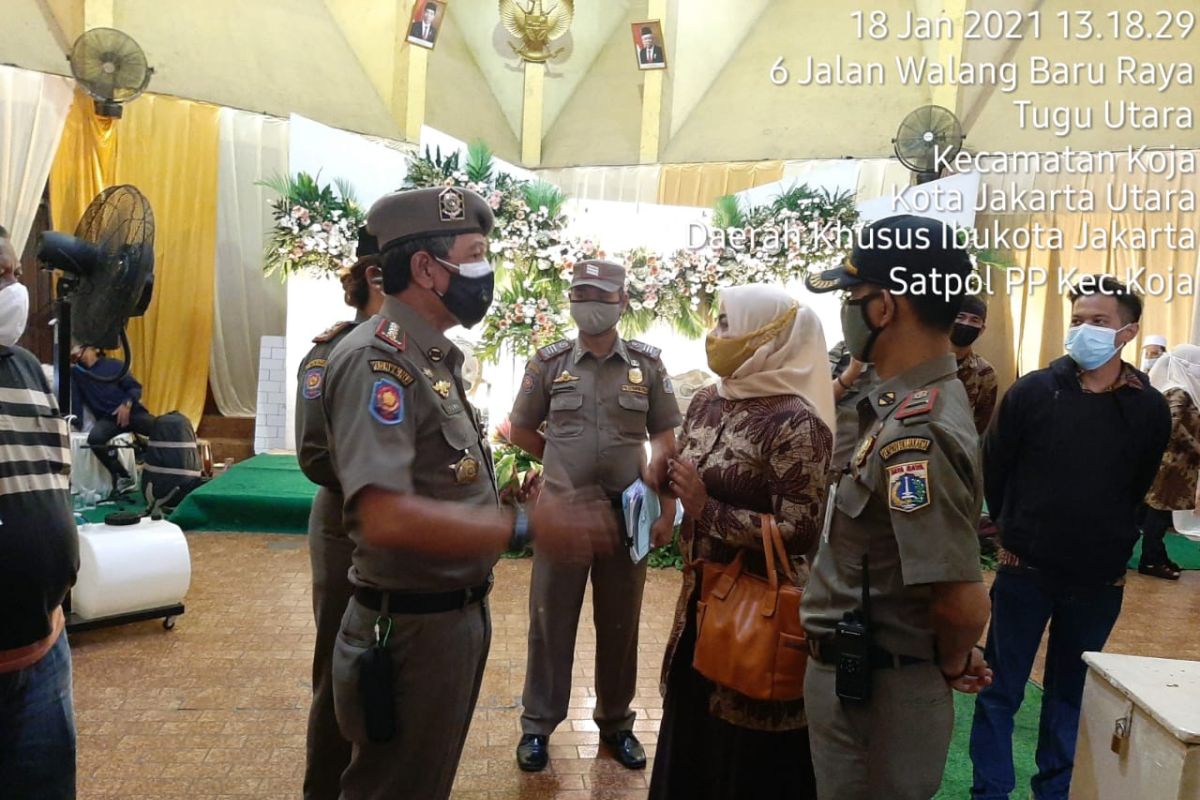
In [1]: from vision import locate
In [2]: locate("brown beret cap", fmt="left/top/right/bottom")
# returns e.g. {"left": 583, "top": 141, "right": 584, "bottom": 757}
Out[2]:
{"left": 367, "top": 186, "right": 494, "bottom": 252}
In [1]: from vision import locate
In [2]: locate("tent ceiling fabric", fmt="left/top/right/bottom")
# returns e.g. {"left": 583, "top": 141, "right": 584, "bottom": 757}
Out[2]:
{"left": 0, "top": 0, "right": 1195, "bottom": 163}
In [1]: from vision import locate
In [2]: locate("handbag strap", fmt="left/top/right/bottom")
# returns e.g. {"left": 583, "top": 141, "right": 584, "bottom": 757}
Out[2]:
{"left": 768, "top": 515, "right": 796, "bottom": 585}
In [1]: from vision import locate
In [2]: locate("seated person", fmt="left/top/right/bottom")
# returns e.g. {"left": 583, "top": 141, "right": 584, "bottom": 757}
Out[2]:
{"left": 69, "top": 344, "right": 156, "bottom": 493}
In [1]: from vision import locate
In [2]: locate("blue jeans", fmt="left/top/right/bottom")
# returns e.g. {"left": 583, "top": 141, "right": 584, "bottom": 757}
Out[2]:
{"left": 0, "top": 631, "right": 77, "bottom": 799}
{"left": 969, "top": 570, "right": 1123, "bottom": 800}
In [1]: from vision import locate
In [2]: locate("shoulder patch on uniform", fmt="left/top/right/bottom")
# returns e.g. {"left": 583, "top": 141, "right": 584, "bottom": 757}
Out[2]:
{"left": 663, "top": 376, "right": 674, "bottom": 395}
{"left": 537, "top": 340, "right": 571, "bottom": 361}
{"left": 879, "top": 437, "right": 932, "bottom": 461}
{"left": 521, "top": 373, "right": 536, "bottom": 394}
{"left": 302, "top": 366, "right": 325, "bottom": 400}
{"left": 895, "top": 388, "right": 939, "bottom": 421}
{"left": 374, "top": 319, "right": 407, "bottom": 352}
{"left": 370, "top": 359, "right": 415, "bottom": 386}
{"left": 312, "top": 321, "right": 355, "bottom": 344}
{"left": 303, "top": 358, "right": 328, "bottom": 371}
{"left": 369, "top": 378, "right": 406, "bottom": 425}
{"left": 887, "top": 460, "right": 930, "bottom": 513}
{"left": 628, "top": 340, "right": 662, "bottom": 360}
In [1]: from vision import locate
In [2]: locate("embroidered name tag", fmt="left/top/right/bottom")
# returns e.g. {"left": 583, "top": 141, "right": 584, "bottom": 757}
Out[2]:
{"left": 370, "top": 360, "right": 415, "bottom": 386}
{"left": 880, "top": 437, "right": 932, "bottom": 461}
{"left": 622, "top": 384, "right": 650, "bottom": 395}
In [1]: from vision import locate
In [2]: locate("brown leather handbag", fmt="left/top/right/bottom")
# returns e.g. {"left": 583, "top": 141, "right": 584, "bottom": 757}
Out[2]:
{"left": 692, "top": 514, "right": 808, "bottom": 701}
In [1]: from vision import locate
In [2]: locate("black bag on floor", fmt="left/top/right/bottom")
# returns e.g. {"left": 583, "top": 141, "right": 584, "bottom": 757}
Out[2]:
{"left": 143, "top": 411, "right": 204, "bottom": 510}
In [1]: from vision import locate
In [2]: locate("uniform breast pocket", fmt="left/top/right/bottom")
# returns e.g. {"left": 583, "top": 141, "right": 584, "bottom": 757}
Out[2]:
{"left": 441, "top": 416, "right": 480, "bottom": 452}
{"left": 548, "top": 390, "right": 584, "bottom": 437}
{"left": 617, "top": 392, "right": 650, "bottom": 436}
{"left": 834, "top": 475, "right": 872, "bottom": 520}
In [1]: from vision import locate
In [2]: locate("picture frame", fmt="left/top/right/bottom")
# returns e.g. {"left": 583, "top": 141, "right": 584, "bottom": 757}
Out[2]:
{"left": 632, "top": 20, "right": 667, "bottom": 71}
{"left": 406, "top": 0, "right": 447, "bottom": 50}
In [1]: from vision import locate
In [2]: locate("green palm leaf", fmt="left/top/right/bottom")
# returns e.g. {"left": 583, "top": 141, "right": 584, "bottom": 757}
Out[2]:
{"left": 713, "top": 194, "right": 744, "bottom": 229}
{"left": 466, "top": 140, "right": 494, "bottom": 184}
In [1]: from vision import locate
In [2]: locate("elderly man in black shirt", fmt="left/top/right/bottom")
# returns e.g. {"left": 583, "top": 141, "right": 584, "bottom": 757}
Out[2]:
{"left": 0, "top": 230, "right": 79, "bottom": 799}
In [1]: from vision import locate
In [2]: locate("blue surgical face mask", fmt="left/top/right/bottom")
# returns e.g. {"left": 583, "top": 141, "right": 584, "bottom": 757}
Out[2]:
{"left": 1064, "top": 323, "right": 1129, "bottom": 371}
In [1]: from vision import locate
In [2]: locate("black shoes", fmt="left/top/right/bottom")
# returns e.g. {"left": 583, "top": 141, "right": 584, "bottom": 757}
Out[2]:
{"left": 601, "top": 730, "right": 646, "bottom": 770}
{"left": 516, "top": 733, "right": 549, "bottom": 772}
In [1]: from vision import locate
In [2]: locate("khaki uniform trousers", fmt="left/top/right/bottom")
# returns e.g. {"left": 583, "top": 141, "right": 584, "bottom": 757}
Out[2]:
{"left": 305, "top": 487, "right": 354, "bottom": 800}
{"left": 804, "top": 659, "right": 954, "bottom": 800}
{"left": 332, "top": 595, "right": 491, "bottom": 800}
{"left": 520, "top": 548, "right": 647, "bottom": 737}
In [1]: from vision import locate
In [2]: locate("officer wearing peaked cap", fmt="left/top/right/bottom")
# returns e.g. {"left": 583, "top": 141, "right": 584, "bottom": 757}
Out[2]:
{"left": 296, "top": 229, "right": 384, "bottom": 800}
{"left": 320, "top": 186, "right": 617, "bottom": 800}
{"left": 799, "top": 215, "right": 994, "bottom": 799}
{"left": 507, "top": 259, "right": 681, "bottom": 773}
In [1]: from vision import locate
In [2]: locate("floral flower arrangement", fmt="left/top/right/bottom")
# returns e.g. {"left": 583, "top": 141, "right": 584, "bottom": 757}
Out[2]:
{"left": 403, "top": 141, "right": 861, "bottom": 362}
{"left": 261, "top": 172, "right": 365, "bottom": 278}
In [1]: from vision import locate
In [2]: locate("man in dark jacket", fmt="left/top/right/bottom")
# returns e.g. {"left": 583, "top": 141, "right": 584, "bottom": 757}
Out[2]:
{"left": 0, "top": 232, "right": 79, "bottom": 798}
{"left": 969, "top": 275, "right": 1171, "bottom": 800}
{"left": 70, "top": 345, "right": 155, "bottom": 494}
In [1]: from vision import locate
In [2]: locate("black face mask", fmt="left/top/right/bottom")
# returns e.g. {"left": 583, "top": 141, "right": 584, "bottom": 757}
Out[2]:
{"left": 434, "top": 258, "right": 494, "bottom": 329}
{"left": 950, "top": 323, "right": 982, "bottom": 348}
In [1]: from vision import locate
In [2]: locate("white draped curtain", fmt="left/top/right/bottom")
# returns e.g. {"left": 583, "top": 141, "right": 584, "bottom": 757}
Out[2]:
{"left": 209, "top": 108, "right": 289, "bottom": 417}
{"left": 0, "top": 65, "right": 74, "bottom": 253}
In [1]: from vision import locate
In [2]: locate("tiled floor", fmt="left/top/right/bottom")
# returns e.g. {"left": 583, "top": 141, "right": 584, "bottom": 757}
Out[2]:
{"left": 69, "top": 533, "right": 1200, "bottom": 799}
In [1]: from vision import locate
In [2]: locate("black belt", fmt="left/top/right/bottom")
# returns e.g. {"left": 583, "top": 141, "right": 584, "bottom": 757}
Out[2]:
{"left": 807, "top": 636, "right": 928, "bottom": 670}
{"left": 354, "top": 577, "right": 492, "bottom": 615}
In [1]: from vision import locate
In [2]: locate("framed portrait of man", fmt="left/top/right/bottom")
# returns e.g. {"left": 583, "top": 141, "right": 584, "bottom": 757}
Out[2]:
{"left": 632, "top": 21, "right": 666, "bottom": 70}
{"left": 406, "top": 0, "right": 446, "bottom": 49}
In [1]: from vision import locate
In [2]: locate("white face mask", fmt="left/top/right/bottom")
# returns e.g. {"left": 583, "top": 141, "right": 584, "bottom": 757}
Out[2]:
{"left": 0, "top": 282, "right": 29, "bottom": 347}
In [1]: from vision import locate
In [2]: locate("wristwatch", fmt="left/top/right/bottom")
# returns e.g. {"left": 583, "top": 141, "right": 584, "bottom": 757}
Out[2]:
{"left": 509, "top": 506, "right": 533, "bottom": 552}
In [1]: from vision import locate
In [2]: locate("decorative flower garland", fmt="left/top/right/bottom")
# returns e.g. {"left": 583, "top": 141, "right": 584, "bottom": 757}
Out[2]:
{"left": 261, "top": 172, "right": 366, "bottom": 278}
{"left": 400, "top": 142, "right": 862, "bottom": 361}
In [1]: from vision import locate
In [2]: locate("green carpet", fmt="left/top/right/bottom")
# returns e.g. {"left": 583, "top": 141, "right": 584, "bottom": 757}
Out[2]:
{"left": 1127, "top": 531, "right": 1200, "bottom": 570}
{"left": 936, "top": 682, "right": 1042, "bottom": 799}
{"left": 169, "top": 454, "right": 316, "bottom": 533}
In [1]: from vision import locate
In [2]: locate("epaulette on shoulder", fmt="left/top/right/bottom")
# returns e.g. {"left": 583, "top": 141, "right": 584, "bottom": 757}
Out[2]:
{"left": 312, "top": 320, "right": 356, "bottom": 344}
{"left": 894, "top": 387, "right": 940, "bottom": 422}
{"left": 373, "top": 319, "right": 407, "bottom": 353}
{"left": 537, "top": 340, "right": 571, "bottom": 361}
{"left": 627, "top": 340, "right": 661, "bottom": 360}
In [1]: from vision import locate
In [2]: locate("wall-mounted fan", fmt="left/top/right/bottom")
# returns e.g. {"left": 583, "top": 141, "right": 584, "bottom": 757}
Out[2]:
{"left": 68, "top": 28, "right": 153, "bottom": 118}
{"left": 892, "top": 105, "right": 965, "bottom": 184}
{"left": 36, "top": 186, "right": 155, "bottom": 409}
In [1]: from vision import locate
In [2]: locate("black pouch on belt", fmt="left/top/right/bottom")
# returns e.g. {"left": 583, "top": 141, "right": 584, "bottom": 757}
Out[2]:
{"left": 359, "top": 610, "right": 396, "bottom": 742}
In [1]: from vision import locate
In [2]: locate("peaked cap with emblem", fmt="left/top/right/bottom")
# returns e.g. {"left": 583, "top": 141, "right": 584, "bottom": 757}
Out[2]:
{"left": 367, "top": 186, "right": 495, "bottom": 253}
{"left": 571, "top": 260, "right": 626, "bottom": 293}
{"left": 805, "top": 214, "right": 972, "bottom": 295}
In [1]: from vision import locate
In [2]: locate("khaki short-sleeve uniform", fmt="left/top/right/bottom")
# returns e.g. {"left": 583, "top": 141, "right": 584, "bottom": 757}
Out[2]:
{"left": 295, "top": 319, "right": 360, "bottom": 798}
{"left": 323, "top": 296, "right": 499, "bottom": 592}
{"left": 510, "top": 337, "right": 681, "bottom": 496}
{"left": 509, "top": 336, "right": 681, "bottom": 739}
{"left": 801, "top": 353, "right": 983, "bottom": 800}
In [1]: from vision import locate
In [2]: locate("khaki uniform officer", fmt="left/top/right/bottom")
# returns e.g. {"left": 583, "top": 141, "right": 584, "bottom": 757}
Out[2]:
{"left": 295, "top": 235, "right": 383, "bottom": 800}
{"left": 322, "top": 187, "right": 616, "bottom": 800}
{"left": 800, "top": 215, "right": 994, "bottom": 800}
{"left": 508, "top": 260, "right": 681, "bottom": 773}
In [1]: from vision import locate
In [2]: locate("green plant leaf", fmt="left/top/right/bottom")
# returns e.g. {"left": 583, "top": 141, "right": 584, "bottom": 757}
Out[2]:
{"left": 466, "top": 140, "right": 494, "bottom": 184}
{"left": 713, "top": 194, "right": 744, "bottom": 229}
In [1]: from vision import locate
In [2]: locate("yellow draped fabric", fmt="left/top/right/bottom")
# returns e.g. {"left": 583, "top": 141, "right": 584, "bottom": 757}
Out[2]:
{"left": 49, "top": 90, "right": 118, "bottom": 232}
{"left": 656, "top": 161, "right": 784, "bottom": 207}
{"left": 979, "top": 149, "right": 1200, "bottom": 383}
{"left": 48, "top": 92, "right": 220, "bottom": 425}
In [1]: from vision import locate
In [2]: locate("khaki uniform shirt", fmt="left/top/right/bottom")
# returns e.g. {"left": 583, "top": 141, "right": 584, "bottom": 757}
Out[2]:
{"left": 510, "top": 337, "right": 682, "bottom": 497}
{"left": 802, "top": 354, "right": 983, "bottom": 661}
{"left": 295, "top": 320, "right": 359, "bottom": 490}
{"left": 322, "top": 296, "right": 499, "bottom": 592}
{"left": 956, "top": 351, "right": 998, "bottom": 435}
{"left": 829, "top": 342, "right": 880, "bottom": 471}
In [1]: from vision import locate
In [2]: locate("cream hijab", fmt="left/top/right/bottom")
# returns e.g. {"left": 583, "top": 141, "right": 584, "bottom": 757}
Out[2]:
{"left": 714, "top": 284, "right": 835, "bottom": 432}
{"left": 1149, "top": 343, "right": 1200, "bottom": 406}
